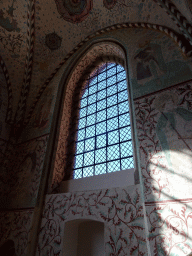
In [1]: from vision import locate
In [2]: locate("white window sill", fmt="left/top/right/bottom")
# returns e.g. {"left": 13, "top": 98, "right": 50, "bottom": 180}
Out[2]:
{"left": 60, "top": 168, "right": 135, "bottom": 193}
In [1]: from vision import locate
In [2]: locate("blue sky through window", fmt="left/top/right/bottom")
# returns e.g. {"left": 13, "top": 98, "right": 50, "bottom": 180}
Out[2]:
{"left": 74, "top": 63, "right": 134, "bottom": 179}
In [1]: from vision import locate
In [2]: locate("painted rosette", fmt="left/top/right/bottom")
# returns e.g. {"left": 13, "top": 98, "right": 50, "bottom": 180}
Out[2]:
{"left": 103, "top": 0, "right": 117, "bottom": 10}
{"left": 45, "top": 32, "right": 62, "bottom": 50}
{"left": 54, "top": 0, "right": 93, "bottom": 23}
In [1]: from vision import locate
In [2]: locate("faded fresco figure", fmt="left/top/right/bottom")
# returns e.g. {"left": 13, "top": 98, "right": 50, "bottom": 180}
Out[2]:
{"left": 132, "top": 43, "right": 167, "bottom": 87}
{"left": 154, "top": 92, "right": 192, "bottom": 167}
{"left": 134, "top": 45, "right": 165, "bottom": 81}
{"left": 32, "top": 87, "right": 54, "bottom": 130}
{"left": 131, "top": 42, "right": 192, "bottom": 98}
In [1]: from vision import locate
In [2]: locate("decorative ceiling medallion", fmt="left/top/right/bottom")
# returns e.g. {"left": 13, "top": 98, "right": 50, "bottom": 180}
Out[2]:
{"left": 54, "top": 0, "right": 93, "bottom": 23}
{"left": 103, "top": 0, "right": 117, "bottom": 10}
{"left": 45, "top": 32, "right": 62, "bottom": 50}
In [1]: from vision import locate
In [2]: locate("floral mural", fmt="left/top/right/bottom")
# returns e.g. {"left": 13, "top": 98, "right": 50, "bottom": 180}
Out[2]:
{"left": 0, "top": 134, "right": 49, "bottom": 209}
{"left": 146, "top": 201, "right": 192, "bottom": 256}
{"left": 135, "top": 81, "right": 192, "bottom": 255}
{"left": 36, "top": 185, "right": 147, "bottom": 256}
{"left": 135, "top": 82, "right": 192, "bottom": 202}
{"left": 0, "top": 209, "right": 34, "bottom": 256}
{"left": 0, "top": 0, "right": 191, "bottom": 255}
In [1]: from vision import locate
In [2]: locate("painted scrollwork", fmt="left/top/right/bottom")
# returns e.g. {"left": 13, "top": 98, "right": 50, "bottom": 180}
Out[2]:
{"left": 147, "top": 203, "right": 192, "bottom": 255}
{"left": 37, "top": 187, "right": 146, "bottom": 255}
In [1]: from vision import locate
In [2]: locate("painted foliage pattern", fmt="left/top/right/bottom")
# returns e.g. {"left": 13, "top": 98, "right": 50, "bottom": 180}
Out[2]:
{"left": 51, "top": 43, "right": 125, "bottom": 190}
{"left": 0, "top": 0, "right": 28, "bottom": 113}
{"left": 135, "top": 82, "right": 192, "bottom": 202}
{"left": 36, "top": 185, "right": 147, "bottom": 256}
{"left": 135, "top": 95, "right": 168, "bottom": 201}
{"left": 0, "top": 209, "right": 34, "bottom": 256}
{"left": 146, "top": 201, "right": 192, "bottom": 256}
{"left": 0, "top": 134, "right": 49, "bottom": 208}
{"left": 135, "top": 81, "right": 192, "bottom": 255}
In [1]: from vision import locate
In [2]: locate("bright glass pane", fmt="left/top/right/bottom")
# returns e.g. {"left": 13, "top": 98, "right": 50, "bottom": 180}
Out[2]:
{"left": 74, "top": 63, "right": 134, "bottom": 179}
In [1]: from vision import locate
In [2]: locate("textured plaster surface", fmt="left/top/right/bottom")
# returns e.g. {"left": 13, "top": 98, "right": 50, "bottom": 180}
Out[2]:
{"left": 0, "top": 1, "right": 192, "bottom": 255}
{"left": 0, "top": 134, "right": 49, "bottom": 209}
{"left": 36, "top": 185, "right": 147, "bottom": 256}
{"left": 0, "top": 209, "right": 34, "bottom": 256}
{"left": 0, "top": 0, "right": 28, "bottom": 116}
{"left": 135, "top": 80, "right": 192, "bottom": 255}
{"left": 0, "top": 64, "right": 11, "bottom": 140}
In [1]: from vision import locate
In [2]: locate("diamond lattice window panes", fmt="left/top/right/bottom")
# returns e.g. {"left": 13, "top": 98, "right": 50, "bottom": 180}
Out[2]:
{"left": 73, "top": 63, "right": 134, "bottom": 179}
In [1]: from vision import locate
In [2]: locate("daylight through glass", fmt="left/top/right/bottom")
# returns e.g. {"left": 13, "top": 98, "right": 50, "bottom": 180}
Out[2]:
{"left": 74, "top": 63, "right": 134, "bottom": 179}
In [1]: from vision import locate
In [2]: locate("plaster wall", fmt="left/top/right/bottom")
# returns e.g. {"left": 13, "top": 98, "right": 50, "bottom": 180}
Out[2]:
{"left": 134, "top": 80, "right": 192, "bottom": 255}
{"left": 0, "top": 209, "right": 34, "bottom": 256}
{"left": 1, "top": 24, "right": 192, "bottom": 256}
{"left": 36, "top": 185, "right": 147, "bottom": 256}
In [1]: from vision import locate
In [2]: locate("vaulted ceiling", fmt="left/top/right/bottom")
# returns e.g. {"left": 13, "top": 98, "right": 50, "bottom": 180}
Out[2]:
{"left": 0, "top": 0, "right": 191, "bottom": 130}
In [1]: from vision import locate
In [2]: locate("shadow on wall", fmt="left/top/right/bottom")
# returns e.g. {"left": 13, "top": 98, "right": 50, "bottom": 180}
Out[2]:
{"left": 0, "top": 240, "right": 16, "bottom": 256}
{"left": 135, "top": 83, "right": 192, "bottom": 255}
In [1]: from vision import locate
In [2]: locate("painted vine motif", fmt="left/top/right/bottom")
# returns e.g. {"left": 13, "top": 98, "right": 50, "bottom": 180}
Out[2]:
{"left": 0, "top": 134, "right": 49, "bottom": 208}
{"left": 177, "top": 84, "right": 192, "bottom": 110}
{"left": 135, "top": 82, "right": 192, "bottom": 202}
{"left": 146, "top": 202, "right": 192, "bottom": 256}
{"left": 37, "top": 186, "right": 147, "bottom": 255}
{"left": 135, "top": 97, "right": 170, "bottom": 200}
{"left": 0, "top": 210, "right": 34, "bottom": 256}
{"left": 0, "top": 0, "right": 20, "bottom": 33}
{"left": 0, "top": 28, "right": 23, "bottom": 55}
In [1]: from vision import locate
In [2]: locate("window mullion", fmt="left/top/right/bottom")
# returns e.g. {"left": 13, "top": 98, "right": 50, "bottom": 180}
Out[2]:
{"left": 94, "top": 69, "right": 99, "bottom": 176}
{"left": 74, "top": 62, "right": 134, "bottom": 179}
{"left": 116, "top": 64, "right": 122, "bottom": 171}
{"left": 82, "top": 76, "right": 90, "bottom": 178}
{"left": 106, "top": 63, "right": 108, "bottom": 173}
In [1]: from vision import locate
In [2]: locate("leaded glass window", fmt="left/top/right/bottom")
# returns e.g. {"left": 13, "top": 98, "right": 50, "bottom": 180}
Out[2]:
{"left": 74, "top": 63, "right": 134, "bottom": 179}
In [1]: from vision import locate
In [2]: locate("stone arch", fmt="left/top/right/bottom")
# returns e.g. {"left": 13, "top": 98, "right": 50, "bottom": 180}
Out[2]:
{"left": 50, "top": 40, "right": 128, "bottom": 191}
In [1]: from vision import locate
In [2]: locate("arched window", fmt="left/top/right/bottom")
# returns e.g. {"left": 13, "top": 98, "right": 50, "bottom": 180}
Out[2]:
{"left": 74, "top": 62, "right": 134, "bottom": 179}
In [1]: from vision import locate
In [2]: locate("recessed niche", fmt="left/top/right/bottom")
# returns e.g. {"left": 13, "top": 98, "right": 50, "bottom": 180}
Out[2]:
{"left": 63, "top": 219, "right": 104, "bottom": 256}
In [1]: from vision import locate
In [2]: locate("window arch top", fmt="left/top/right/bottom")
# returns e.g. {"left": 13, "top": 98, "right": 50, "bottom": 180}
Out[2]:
{"left": 74, "top": 62, "right": 134, "bottom": 179}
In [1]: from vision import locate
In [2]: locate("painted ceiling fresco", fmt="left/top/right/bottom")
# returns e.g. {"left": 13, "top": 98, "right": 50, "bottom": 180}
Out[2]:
{"left": 0, "top": 0, "right": 191, "bottom": 130}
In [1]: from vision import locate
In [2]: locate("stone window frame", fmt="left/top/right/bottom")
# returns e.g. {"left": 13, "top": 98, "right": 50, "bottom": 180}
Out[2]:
{"left": 48, "top": 41, "right": 139, "bottom": 192}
